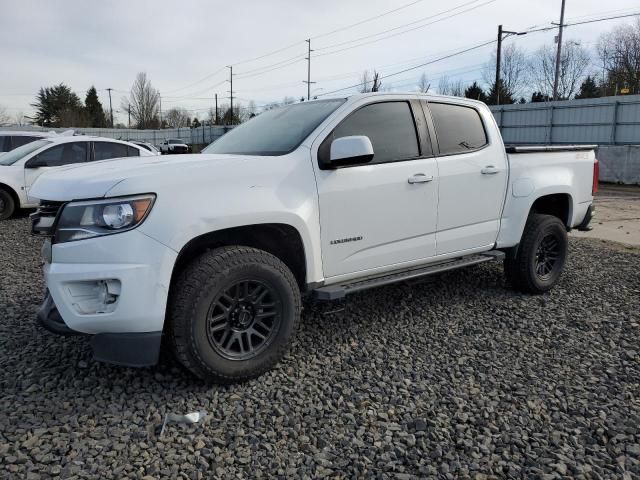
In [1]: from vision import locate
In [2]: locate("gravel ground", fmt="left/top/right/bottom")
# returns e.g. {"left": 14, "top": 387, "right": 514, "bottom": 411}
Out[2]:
{"left": 1, "top": 215, "right": 639, "bottom": 479}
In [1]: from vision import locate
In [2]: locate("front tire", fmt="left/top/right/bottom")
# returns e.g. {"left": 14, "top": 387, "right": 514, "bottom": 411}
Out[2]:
{"left": 0, "top": 188, "right": 16, "bottom": 220}
{"left": 168, "top": 246, "right": 301, "bottom": 383}
{"left": 504, "top": 214, "right": 568, "bottom": 294}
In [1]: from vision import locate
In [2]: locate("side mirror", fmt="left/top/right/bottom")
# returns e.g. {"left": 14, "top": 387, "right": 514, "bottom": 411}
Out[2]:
{"left": 25, "top": 156, "right": 47, "bottom": 168}
{"left": 326, "top": 136, "right": 374, "bottom": 168}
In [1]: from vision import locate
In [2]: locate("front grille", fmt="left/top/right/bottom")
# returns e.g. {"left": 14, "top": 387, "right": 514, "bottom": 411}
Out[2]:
{"left": 31, "top": 200, "right": 65, "bottom": 236}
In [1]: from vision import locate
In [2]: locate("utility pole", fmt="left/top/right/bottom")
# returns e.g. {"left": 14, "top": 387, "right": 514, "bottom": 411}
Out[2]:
{"left": 215, "top": 93, "right": 219, "bottom": 125}
{"left": 494, "top": 25, "right": 527, "bottom": 105}
{"left": 106, "top": 88, "right": 113, "bottom": 127}
{"left": 159, "top": 93, "right": 163, "bottom": 129}
{"left": 303, "top": 39, "right": 316, "bottom": 100}
{"left": 227, "top": 66, "right": 233, "bottom": 125}
{"left": 495, "top": 25, "right": 503, "bottom": 106}
{"left": 552, "top": 0, "right": 567, "bottom": 101}
{"left": 127, "top": 104, "right": 130, "bottom": 128}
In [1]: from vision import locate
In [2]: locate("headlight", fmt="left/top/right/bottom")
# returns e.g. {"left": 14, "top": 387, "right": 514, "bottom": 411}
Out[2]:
{"left": 54, "top": 194, "right": 155, "bottom": 243}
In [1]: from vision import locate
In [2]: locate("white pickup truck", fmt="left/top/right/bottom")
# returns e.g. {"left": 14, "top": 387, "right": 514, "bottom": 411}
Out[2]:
{"left": 30, "top": 93, "right": 598, "bottom": 383}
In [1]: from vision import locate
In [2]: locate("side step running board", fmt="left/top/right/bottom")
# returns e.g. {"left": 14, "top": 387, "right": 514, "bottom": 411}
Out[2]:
{"left": 313, "top": 251, "right": 505, "bottom": 300}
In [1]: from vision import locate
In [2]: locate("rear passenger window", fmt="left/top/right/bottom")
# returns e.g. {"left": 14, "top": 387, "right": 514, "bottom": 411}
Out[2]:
{"left": 0, "top": 136, "right": 8, "bottom": 152}
{"left": 11, "top": 136, "right": 41, "bottom": 149}
{"left": 320, "top": 101, "right": 419, "bottom": 165}
{"left": 428, "top": 102, "right": 487, "bottom": 155}
{"left": 94, "top": 142, "right": 129, "bottom": 161}
{"left": 127, "top": 146, "right": 140, "bottom": 157}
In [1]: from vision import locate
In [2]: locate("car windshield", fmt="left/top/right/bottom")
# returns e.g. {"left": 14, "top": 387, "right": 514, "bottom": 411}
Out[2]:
{"left": 202, "top": 99, "right": 346, "bottom": 156}
{"left": 169, "top": 139, "right": 183, "bottom": 144}
{"left": 0, "top": 139, "right": 52, "bottom": 166}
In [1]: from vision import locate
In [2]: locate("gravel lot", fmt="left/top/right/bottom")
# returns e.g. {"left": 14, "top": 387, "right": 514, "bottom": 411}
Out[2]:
{"left": 1, "top": 215, "right": 639, "bottom": 479}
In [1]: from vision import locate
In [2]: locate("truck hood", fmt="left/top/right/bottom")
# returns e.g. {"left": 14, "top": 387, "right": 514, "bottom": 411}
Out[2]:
{"left": 29, "top": 154, "right": 247, "bottom": 201}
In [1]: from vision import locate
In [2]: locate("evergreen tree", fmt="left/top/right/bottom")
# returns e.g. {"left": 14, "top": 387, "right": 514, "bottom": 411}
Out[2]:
{"left": 191, "top": 117, "right": 201, "bottom": 128}
{"left": 30, "top": 83, "right": 84, "bottom": 127}
{"left": 464, "top": 82, "right": 487, "bottom": 102}
{"left": 531, "top": 91, "right": 551, "bottom": 103}
{"left": 485, "top": 81, "right": 514, "bottom": 105}
{"left": 575, "top": 76, "right": 600, "bottom": 99}
{"left": 84, "top": 86, "right": 107, "bottom": 127}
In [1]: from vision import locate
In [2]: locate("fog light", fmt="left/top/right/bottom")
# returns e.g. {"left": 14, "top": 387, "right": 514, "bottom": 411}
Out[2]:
{"left": 66, "top": 279, "right": 121, "bottom": 314}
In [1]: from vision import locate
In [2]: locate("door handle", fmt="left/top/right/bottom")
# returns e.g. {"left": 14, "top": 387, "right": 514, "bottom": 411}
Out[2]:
{"left": 408, "top": 173, "right": 433, "bottom": 184}
{"left": 481, "top": 166, "right": 499, "bottom": 175}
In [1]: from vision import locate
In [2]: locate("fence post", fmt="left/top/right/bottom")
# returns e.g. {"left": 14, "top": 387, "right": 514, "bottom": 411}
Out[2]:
{"left": 547, "top": 105, "right": 555, "bottom": 144}
{"left": 610, "top": 101, "right": 619, "bottom": 145}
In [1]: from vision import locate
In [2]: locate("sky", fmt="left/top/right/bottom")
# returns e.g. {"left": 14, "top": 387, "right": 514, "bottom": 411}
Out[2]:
{"left": 0, "top": 0, "right": 638, "bottom": 124}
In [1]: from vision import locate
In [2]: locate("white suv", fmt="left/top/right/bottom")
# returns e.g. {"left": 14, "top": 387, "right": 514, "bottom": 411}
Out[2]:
{"left": 0, "top": 136, "right": 154, "bottom": 219}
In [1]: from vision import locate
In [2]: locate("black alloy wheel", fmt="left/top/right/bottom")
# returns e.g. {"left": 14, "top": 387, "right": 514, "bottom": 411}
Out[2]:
{"left": 534, "top": 234, "right": 561, "bottom": 280}
{"left": 206, "top": 280, "right": 281, "bottom": 360}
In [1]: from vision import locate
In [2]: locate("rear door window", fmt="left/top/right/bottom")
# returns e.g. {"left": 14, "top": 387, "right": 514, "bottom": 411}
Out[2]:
{"left": 93, "top": 142, "right": 129, "bottom": 161}
{"left": 427, "top": 102, "right": 487, "bottom": 155}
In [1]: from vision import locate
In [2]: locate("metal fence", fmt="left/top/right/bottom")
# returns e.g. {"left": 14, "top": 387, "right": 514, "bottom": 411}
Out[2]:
{"left": 0, "top": 125, "right": 234, "bottom": 146}
{"left": 490, "top": 95, "right": 640, "bottom": 146}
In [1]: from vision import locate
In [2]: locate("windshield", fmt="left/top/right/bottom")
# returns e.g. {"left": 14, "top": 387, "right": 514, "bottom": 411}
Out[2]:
{"left": 0, "top": 139, "right": 52, "bottom": 166}
{"left": 169, "top": 139, "right": 183, "bottom": 144}
{"left": 202, "top": 99, "right": 345, "bottom": 156}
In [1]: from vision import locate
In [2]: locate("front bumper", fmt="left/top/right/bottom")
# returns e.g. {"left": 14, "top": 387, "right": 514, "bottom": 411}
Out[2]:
{"left": 37, "top": 292, "right": 162, "bottom": 366}
{"left": 37, "top": 229, "right": 177, "bottom": 367}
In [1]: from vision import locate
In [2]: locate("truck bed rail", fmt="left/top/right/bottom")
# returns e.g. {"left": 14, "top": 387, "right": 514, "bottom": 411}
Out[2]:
{"left": 505, "top": 145, "right": 598, "bottom": 154}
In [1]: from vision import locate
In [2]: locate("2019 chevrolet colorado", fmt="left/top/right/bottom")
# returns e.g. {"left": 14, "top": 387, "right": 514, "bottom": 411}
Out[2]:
{"left": 30, "top": 93, "right": 598, "bottom": 383}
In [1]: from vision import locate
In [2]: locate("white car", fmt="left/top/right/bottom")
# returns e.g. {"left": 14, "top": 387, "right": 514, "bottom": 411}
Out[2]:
{"left": 159, "top": 138, "right": 189, "bottom": 154}
{"left": 30, "top": 93, "right": 597, "bottom": 383}
{"left": 0, "top": 136, "right": 154, "bottom": 219}
{"left": 0, "top": 130, "right": 59, "bottom": 156}
{"left": 130, "top": 141, "right": 161, "bottom": 156}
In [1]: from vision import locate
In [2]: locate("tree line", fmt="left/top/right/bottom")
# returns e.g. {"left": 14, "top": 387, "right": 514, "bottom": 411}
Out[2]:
{"left": 403, "top": 19, "right": 639, "bottom": 104}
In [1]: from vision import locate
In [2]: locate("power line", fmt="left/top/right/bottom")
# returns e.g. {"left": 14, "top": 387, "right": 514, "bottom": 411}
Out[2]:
{"left": 314, "top": 0, "right": 497, "bottom": 58}
{"left": 162, "top": 67, "right": 227, "bottom": 95}
{"left": 315, "top": 0, "right": 486, "bottom": 52}
{"left": 318, "top": 39, "right": 497, "bottom": 96}
{"left": 235, "top": 53, "right": 306, "bottom": 77}
{"left": 311, "top": 0, "right": 429, "bottom": 40}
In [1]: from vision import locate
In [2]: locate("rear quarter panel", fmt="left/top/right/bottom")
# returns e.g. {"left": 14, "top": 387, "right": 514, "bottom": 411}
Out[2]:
{"left": 497, "top": 149, "right": 595, "bottom": 248}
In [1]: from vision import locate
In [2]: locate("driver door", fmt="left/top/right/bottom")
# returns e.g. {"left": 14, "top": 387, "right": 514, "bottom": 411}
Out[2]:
{"left": 24, "top": 142, "right": 89, "bottom": 203}
{"left": 311, "top": 99, "right": 439, "bottom": 280}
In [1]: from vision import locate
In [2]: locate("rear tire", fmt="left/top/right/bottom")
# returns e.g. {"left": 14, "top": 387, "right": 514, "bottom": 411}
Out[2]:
{"left": 0, "top": 188, "right": 16, "bottom": 220}
{"left": 504, "top": 214, "right": 568, "bottom": 294}
{"left": 168, "top": 246, "right": 301, "bottom": 384}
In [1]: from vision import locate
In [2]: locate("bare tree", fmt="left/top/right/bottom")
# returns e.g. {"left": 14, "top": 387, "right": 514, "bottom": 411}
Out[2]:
{"left": 597, "top": 19, "right": 640, "bottom": 95}
{"left": 360, "top": 70, "right": 372, "bottom": 93}
{"left": 417, "top": 72, "right": 430, "bottom": 93}
{"left": 450, "top": 80, "right": 465, "bottom": 97}
{"left": 437, "top": 75, "right": 452, "bottom": 95}
{"left": 13, "top": 111, "right": 26, "bottom": 126}
{"left": 282, "top": 96, "right": 296, "bottom": 105}
{"left": 165, "top": 107, "right": 191, "bottom": 128}
{"left": 371, "top": 71, "right": 383, "bottom": 92}
{"left": 128, "top": 72, "right": 160, "bottom": 129}
{"left": 528, "top": 41, "right": 591, "bottom": 100}
{"left": 359, "top": 70, "right": 383, "bottom": 92}
{"left": 246, "top": 100, "right": 257, "bottom": 118}
{"left": 0, "top": 105, "right": 12, "bottom": 126}
{"left": 483, "top": 44, "right": 528, "bottom": 99}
